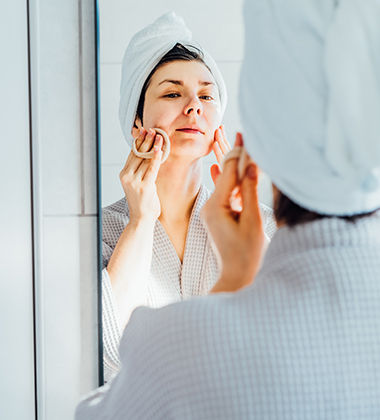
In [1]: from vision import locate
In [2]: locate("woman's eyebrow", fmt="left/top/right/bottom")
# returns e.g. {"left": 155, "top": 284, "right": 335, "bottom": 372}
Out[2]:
{"left": 158, "top": 79, "right": 183, "bottom": 86}
{"left": 158, "top": 79, "right": 215, "bottom": 86}
{"left": 199, "top": 81, "right": 215, "bottom": 86}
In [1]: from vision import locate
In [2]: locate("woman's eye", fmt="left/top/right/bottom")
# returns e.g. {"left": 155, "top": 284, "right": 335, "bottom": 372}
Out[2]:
{"left": 200, "top": 95, "right": 214, "bottom": 101}
{"left": 163, "top": 93, "right": 180, "bottom": 98}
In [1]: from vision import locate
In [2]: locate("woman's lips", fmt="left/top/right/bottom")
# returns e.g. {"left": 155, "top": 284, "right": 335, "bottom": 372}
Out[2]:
{"left": 176, "top": 128, "right": 204, "bottom": 134}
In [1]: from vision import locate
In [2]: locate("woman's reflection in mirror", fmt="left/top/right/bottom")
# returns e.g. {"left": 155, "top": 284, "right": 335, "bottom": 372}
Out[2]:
{"left": 101, "top": 13, "right": 276, "bottom": 381}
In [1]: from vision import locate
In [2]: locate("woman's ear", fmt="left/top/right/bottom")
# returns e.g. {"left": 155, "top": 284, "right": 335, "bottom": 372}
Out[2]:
{"left": 272, "top": 184, "right": 279, "bottom": 201}
{"left": 131, "top": 116, "right": 142, "bottom": 139}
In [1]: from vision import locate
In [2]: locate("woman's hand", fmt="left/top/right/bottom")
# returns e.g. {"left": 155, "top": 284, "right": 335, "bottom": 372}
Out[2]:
{"left": 119, "top": 128, "right": 163, "bottom": 224}
{"left": 211, "top": 126, "right": 242, "bottom": 212}
{"left": 108, "top": 128, "right": 163, "bottom": 328}
{"left": 201, "top": 133, "right": 266, "bottom": 293}
{"left": 210, "top": 125, "right": 231, "bottom": 186}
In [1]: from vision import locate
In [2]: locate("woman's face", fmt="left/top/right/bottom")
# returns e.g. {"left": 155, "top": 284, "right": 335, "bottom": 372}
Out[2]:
{"left": 132, "top": 60, "right": 222, "bottom": 160}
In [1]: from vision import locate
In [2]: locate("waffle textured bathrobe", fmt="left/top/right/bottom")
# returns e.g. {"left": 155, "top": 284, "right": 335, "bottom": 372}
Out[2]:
{"left": 77, "top": 212, "right": 380, "bottom": 419}
{"left": 102, "top": 184, "right": 276, "bottom": 380}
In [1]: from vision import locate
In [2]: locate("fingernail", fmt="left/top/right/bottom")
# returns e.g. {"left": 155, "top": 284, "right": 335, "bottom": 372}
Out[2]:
{"left": 236, "top": 133, "right": 243, "bottom": 146}
{"left": 247, "top": 164, "right": 257, "bottom": 179}
{"left": 139, "top": 127, "right": 144, "bottom": 135}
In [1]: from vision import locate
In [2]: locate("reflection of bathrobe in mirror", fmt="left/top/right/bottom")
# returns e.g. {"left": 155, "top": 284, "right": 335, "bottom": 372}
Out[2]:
{"left": 102, "top": 184, "right": 276, "bottom": 381}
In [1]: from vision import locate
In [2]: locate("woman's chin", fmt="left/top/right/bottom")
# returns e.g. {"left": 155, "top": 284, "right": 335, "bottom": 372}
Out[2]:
{"left": 169, "top": 143, "right": 212, "bottom": 160}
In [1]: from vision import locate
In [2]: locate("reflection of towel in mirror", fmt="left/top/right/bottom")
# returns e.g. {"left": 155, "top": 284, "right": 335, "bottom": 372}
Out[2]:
{"left": 118, "top": 11, "right": 227, "bottom": 145}
{"left": 240, "top": 0, "right": 380, "bottom": 215}
{"left": 101, "top": 185, "right": 277, "bottom": 381}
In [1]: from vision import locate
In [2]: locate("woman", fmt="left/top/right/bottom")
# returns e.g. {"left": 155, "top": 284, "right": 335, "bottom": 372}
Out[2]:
{"left": 102, "top": 12, "right": 276, "bottom": 380}
{"left": 77, "top": 1, "right": 380, "bottom": 418}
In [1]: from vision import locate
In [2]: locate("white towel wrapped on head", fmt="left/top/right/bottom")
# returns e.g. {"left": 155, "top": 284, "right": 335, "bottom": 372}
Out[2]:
{"left": 119, "top": 12, "right": 227, "bottom": 146}
{"left": 240, "top": 0, "right": 380, "bottom": 215}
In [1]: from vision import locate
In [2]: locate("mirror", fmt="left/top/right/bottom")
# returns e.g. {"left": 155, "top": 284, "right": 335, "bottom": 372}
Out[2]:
{"left": 97, "top": 0, "right": 274, "bottom": 382}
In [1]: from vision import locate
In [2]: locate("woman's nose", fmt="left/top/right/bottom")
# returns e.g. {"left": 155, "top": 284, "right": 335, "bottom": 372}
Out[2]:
{"left": 184, "top": 96, "right": 203, "bottom": 116}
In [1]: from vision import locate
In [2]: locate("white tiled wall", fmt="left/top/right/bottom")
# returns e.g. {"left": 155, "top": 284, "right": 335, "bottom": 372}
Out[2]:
{"left": 2, "top": 2, "right": 100, "bottom": 418}
{"left": 28, "top": 0, "right": 99, "bottom": 419}
{"left": 99, "top": 0, "right": 244, "bottom": 63}
{"left": 0, "top": 2, "right": 35, "bottom": 418}
{"left": 99, "top": 0, "right": 273, "bottom": 207}
{"left": 41, "top": 216, "right": 98, "bottom": 418}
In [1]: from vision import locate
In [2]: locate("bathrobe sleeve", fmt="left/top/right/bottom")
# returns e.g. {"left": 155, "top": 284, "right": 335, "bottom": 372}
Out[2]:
{"left": 101, "top": 200, "right": 129, "bottom": 380}
{"left": 102, "top": 268, "right": 122, "bottom": 380}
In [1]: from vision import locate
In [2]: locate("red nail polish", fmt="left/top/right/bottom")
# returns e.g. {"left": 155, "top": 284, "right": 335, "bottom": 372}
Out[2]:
{"left": 236, "top": 133, "right": 243, "bottom": 147}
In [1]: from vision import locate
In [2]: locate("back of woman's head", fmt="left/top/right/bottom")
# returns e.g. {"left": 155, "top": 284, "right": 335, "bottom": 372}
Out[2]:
{"left": 239, "top": 0, "right": 380, "bottom": 220}
{"left": 273, "top": 191, "right": 378, "bottom": 228}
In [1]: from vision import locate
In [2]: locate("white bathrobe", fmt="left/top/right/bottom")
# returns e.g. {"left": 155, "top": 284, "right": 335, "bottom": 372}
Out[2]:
{"left": 102, "top": 184, "right": 276, "bottom": 381}
{"left": 78, "top": 212, "right": 380, "bottom": 419}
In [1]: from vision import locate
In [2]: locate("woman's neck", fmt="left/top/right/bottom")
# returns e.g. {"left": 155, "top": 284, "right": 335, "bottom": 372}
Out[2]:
{"left": 156, "top": 158, "right": 202, "bottom": 223}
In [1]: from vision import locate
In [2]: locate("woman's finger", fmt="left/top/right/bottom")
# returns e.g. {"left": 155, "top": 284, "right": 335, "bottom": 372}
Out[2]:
{"left": 214, "top": 128, "right": 228, "bottom": 158}
{"left": 213, "top": 153, "right": 239, "bottom": 206}
{"left": 240, "top": 162, "right": 263, "bottom": 229}
{"left": 134, "top": 127, "right": 147, "bottom": 150}
{"left": 217, "top": 125, "right": 231, "bottom": 155}
{"left": 135, "top": 133, "right": 162, "bottom": 179}
{"left": 210, "top": 164, "right": 221, "bottom": 186}
{"left": 212, "top": 141, "right": 224, "bottom": 165}
{"left": 121, "top": 128, "right": 147, "bottom": 175}
{"left": 121, "top": 128, "right": 146, "bottom": 171}
{"left": 221, "top": 125, "right": 231, "bottom": 150}
{"left": 212, "top": 132, "right": 246, "bottom": 205}
{"left": 143, "top": 135, "right": 163, "bottom": 183}
{"left": 136, "top": 128, "right": 156, "bottom": 153}
{"left": 234, "top": 132, "right": 243, "bottom": 148}
{"left": 127, "top": 129, "right": 156, "bottom": 175}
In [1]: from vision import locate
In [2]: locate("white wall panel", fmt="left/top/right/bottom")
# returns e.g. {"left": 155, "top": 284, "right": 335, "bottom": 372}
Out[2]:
{"left": 37, "top": 0, "right": 82, "bottom": 216}
{"left": 28, "top": 0, "right": 99, "bottom": 418}
{"left": 99, "top": 0, "right": 244, "bottom": 63}
{"left": 1, "top": 1, "right": 99, "bottom": 418}
{"left": 100, "top": 63, "right": 128, "bottom": 166}
{"left": 41, "top": 216, "right": 98, "bottom": 419}
{"left": 0, "top": 1, "right": 35, "bottom": 419}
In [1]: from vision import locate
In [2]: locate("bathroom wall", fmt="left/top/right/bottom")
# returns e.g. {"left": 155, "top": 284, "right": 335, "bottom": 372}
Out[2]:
{"left": 99, "top": 0, "right": 273, "bottom": 208}
{"left": 1, "top": 1, "right": 99, "bottom": 419}
{"left": 29, "top": 1, "right": 99, "bottom": 418}
{"left": 0, "top": 1, "right": 35, "bottom": 418}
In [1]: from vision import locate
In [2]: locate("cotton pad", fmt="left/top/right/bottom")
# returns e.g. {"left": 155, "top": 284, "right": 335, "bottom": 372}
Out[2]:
{"left": 223, "top": 147, "right": 247, "bottom": 181}
{"left": 132, "top": 128, "right": 171, "bottom": 163}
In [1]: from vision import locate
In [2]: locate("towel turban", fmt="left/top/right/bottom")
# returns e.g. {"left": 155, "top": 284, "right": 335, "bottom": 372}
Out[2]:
{"left": 119, "top": 12, "right": 227, "bottom": 145}
{"left": 240, "top": 0, "right": 380, "bottom": 215}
